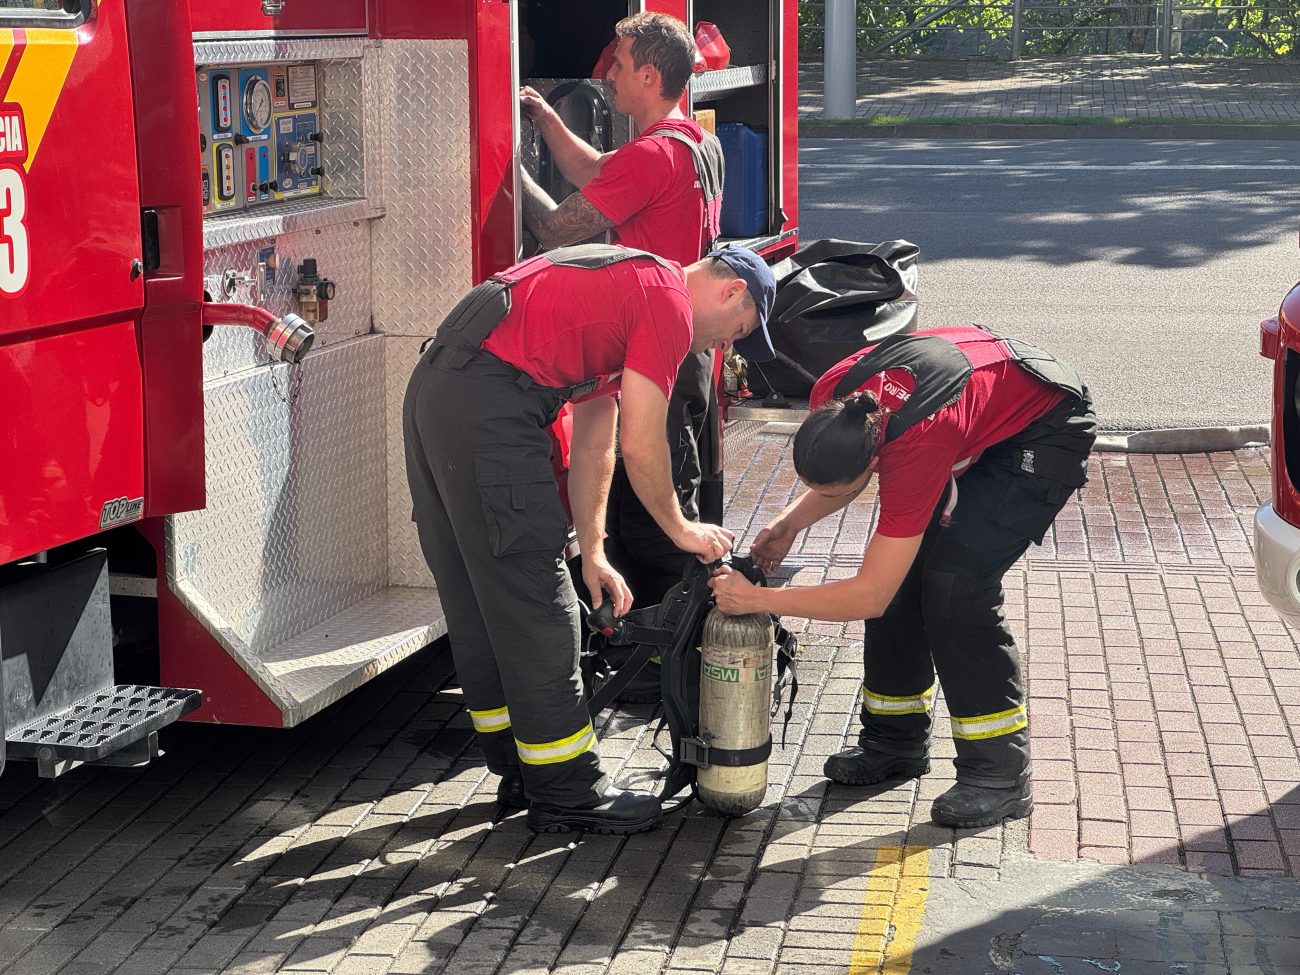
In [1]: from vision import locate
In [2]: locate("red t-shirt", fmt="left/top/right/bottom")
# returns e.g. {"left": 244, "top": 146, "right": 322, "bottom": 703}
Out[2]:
{"left": 481, "top": 257, "right": 692, "bottom": 404}
{"left": 582, "top": 118, "right": 720, "bottom": 266}
{"left": 810, "top": 327, "right": 1067, "bottom": 538}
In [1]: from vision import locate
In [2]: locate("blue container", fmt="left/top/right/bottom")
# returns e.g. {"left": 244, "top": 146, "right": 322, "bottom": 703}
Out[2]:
{"left": 717, "top": 122, "right": 767, "bottom": 237}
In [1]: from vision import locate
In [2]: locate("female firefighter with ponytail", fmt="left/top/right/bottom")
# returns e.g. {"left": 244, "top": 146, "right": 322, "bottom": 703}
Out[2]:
{"left": 708, "top": 326, "right": 1096, "bottom": 828}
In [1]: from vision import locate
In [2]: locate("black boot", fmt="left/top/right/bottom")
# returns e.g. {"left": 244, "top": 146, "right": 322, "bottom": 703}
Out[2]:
{"left": 613, "top": 661, "right": 662, "bottom": 705}
{"left": 823, "top": 746, "right": 930, "bottom": 786}
{"left": 931, "top": 780, "right": 1032, "bottom": 828}
{"left": 496, "top": 772, "right": 528, "bottom": 810}
{"left": 527, "top": 787, "right": 663, "bottom": 835}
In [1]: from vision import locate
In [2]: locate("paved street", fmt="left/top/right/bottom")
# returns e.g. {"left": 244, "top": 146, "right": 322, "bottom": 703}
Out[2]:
{"left": 799, "top": 137, "right": 1299, "bottom": 431}
{"left": 2, "top": 423, "right": 1299, "bottom": 974}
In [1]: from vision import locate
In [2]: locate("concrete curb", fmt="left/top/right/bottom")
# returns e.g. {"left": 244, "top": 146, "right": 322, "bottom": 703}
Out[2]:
{"left": 1094, "top": 424, "right": 1270, "bottom": 453}
{"left": 803, "top": 121, "right": 1300, "bottom": 141}
{"left": 732, "top": 408, "right": 1270, "bottom": 455}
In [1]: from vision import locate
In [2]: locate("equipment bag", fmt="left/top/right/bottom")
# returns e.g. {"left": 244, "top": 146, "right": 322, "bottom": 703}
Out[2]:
{"left": 583, "top": 556, "right": 799, "bottom": 812}
{"left": 746, "top": 238, "right": 921, "bottom": 398}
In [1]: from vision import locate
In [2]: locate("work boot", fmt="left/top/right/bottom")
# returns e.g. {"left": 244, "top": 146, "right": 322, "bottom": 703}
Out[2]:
{"left": 930, "top": 780, "right": 1033, "bottom": 828}
{"left": 496, "top": 771, "right": 528, "bottom": 810}
{"left": 823, "top": 746, "right": 930, "bottom": 786}
{"left": 613, "top": 661, "right": 662, "bottom": 705}
{"left": 527, "top": 787, "right": 663, "bottom": 835}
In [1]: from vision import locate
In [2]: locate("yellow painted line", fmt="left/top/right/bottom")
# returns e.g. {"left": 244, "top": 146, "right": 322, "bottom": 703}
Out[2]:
{"left": 849, "top": 844, "right": 931, "bottom": 975}
{"left": 6, "top": 29, "right": 78, "bottom": 171}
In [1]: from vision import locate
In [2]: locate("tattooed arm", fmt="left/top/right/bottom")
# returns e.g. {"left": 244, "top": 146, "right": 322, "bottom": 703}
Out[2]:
{"left": 520, "top": 170, "right": 616, "bottom": 251}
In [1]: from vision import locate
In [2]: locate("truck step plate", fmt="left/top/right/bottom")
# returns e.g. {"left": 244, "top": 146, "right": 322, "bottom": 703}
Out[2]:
{"left": 6, "top": 685, "right": 201, "bottom": 766}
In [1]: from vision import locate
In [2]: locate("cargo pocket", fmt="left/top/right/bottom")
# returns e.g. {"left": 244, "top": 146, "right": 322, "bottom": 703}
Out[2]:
{"left": 988, "top": 473, "right": 1074, "bottom": 545}
{"left": 474, "top": 448, "right": 567, "bottom": 557}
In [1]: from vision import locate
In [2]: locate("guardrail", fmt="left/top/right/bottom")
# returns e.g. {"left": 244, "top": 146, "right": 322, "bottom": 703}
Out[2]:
{"left": 801, "top": 0, "right": 1300, "bottom": 60}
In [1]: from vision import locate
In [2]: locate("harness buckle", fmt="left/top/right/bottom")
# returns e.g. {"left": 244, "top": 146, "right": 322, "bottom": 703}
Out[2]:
{"left": 565, "top": 377, "right": 602, "bottom": 399}
{"left": 679, "top": 736, "right": 711, "bottom": 769}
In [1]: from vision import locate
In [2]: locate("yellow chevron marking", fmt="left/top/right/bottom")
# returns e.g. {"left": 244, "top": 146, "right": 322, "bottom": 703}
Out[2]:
{"left": 0, "top": 33, "right": 13, "bottom": 83}
{"left": 6, "top": 29, "right": 78, "bottom": 172}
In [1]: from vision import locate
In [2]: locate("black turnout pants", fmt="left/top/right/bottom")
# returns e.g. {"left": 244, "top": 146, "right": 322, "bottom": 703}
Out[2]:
{"left": 859, "top": 395, "right": 1097, "bottom": 789}
{"left": 403, "top": 345, "right": 608, "bottom": 807}
{"left": 605, "top": 351, "right": 715, "bottom": 605}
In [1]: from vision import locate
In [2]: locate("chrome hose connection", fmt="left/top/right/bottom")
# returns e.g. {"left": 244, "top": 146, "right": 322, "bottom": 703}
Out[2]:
{"left": 200, "top": 303, "right": 316, "bottom": 365}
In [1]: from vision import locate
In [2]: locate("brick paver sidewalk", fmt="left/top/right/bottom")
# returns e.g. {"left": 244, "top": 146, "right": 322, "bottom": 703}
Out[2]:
{"left": 800, "top": 55, "right": 1300, "bottom": 121}
{"left": 0, "top": 424, "right": 1297, "bottom": 974}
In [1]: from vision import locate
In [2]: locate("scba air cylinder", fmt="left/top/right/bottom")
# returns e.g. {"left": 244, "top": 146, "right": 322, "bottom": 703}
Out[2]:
{"left": 697, "top": 608, "right": 774, "bottom": 816}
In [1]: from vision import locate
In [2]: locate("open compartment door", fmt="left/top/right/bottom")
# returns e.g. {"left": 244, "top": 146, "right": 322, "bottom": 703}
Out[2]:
{"left": 688, "top": 0, "right": 797, "bottom": 256}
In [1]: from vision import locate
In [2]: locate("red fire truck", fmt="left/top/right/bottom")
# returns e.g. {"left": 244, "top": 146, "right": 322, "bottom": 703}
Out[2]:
{"left": 0, "top": 0, "right": 800, "bottom": 777}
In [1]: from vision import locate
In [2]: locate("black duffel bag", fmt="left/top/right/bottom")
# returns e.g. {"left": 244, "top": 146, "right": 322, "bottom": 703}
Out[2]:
{"left": 745, "top": 238, "right": 920, "bottom": 398}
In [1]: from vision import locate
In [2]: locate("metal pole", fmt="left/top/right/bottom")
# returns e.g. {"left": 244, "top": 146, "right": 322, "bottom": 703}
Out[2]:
{"left": 1012, "top": 0, "right": 1023, "bottom": 60}
{"left": 1160, "top": 0, "right": 1173, "bottom": 57}
{"left": 824, "top": 0, "right": 857, "bottom": 119}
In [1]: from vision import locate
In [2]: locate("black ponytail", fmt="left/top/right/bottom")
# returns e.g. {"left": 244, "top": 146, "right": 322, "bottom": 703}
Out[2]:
{"left": 792, "top": 392, "right": 883, "bottom": 486}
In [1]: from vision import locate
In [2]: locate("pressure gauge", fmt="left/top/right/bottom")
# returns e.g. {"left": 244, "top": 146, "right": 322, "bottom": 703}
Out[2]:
{"left": 242, "top": 76, "right": 273, "bottom": 133}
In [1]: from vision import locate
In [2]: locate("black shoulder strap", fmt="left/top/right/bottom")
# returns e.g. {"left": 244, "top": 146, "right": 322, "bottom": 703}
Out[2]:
{"left": 539, "top": 242, "right": 679, "bottom": 275}
{"left": 649, "top": 127, "right": 724, "bottom": 252}
{"left": 832, "top": 334, "right": 975, "bottom": 445}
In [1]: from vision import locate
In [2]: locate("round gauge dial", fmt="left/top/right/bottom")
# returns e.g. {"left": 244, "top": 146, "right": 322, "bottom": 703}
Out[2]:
{"left": 242, "top": 76, "right": 273, "bottom": 133}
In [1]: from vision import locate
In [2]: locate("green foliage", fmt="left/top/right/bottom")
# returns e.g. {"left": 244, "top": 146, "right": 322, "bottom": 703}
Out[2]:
{"left": 798, "top": 0, "right": 1300, "bottom": 59}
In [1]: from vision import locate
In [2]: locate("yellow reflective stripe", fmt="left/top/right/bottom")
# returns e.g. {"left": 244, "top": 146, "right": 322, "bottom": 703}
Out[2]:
{"left": 862, "top": 683, "right": 935, "bottom": 716}
{"left": 516, "top": 723, "right": 596, "bottom": 766}
{"left": 469, "top": 705, "right": 511, "bottom": 734}
{"left": 951, "top": 704, "right": 1028, "bottom": 740}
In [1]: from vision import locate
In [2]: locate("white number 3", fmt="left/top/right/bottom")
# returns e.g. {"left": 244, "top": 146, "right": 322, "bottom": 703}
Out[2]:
{"left": 0, "top": 165, "right": 30, "bottom": 297}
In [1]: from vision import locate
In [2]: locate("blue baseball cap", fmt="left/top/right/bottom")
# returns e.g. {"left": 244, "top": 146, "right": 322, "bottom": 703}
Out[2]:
{"left": 709, "top": 245, "right": 776, "bottom": 362}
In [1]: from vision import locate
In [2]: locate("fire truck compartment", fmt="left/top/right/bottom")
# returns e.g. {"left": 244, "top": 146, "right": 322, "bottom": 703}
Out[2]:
{"left": 516, "top": 0, "right": 793, "bottom": 255}
{"left": 171, "top": 37, "right": 471, "bottom": 726}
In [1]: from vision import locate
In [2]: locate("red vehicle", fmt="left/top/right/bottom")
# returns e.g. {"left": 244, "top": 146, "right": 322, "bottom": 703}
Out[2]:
{"left": 1256, "top": 257, "right": 1300, "bottom": 627}
{"left": 0, "top": 0, "right": 799, "bottom": 777}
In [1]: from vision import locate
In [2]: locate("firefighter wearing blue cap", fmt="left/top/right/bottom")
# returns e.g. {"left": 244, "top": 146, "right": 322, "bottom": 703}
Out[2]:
{"left": 403, "top": 243, "right": 774, "bottom": 834}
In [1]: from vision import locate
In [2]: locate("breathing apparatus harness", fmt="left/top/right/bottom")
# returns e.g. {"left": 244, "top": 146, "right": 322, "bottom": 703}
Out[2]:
{"left": 580, "top": 556, "right": 800, "bottom": 813}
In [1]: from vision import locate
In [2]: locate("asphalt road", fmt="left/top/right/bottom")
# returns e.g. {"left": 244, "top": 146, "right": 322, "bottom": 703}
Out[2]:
{"left": 798, "top": 138, "right": 1300, "bottom": 431}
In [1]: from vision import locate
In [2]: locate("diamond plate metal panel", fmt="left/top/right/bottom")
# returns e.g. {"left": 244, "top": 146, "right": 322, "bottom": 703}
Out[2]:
{"left": 260, "top": 587, "right": 444, "bottom": 723}
{"left": 362, "top": 46, "right": 386, "bottom": 206}
{"left": 320, "top": 58, "right": 366, "bottom": 199}
{"left": 193, "top": 37, "right": 365, "bottom": 67}
{"left": 202, "top": 221, "right": 373, "bottom": 381}
{"left": 371, "top": 42, "right": 473, "bottom": 335}
{"left": 690, "top": 64, "right": 768, "bottom": 102}
{"left": 171, "top": 337, "right": 388, "bottom": 655}
{"left": 203, "top": 198, "right": 375, "bottom": 252}
{"left": 386, "top": 337, "right": 434, "bottom": 588}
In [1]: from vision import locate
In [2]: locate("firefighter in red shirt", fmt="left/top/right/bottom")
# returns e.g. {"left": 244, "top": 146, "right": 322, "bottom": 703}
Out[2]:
{"left": 708, "top": 327, "right": 1097, "bottom": 828}
{"left": 520, "top": 14, "right": 728, "bottom": 653}
{"left": 404, "top": 244, "right": 775, "bottom": 835}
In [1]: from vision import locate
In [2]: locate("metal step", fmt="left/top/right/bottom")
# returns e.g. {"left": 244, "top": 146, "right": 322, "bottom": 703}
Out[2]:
{"left": 6, "top": 684, "right": 201, "bottom": 778}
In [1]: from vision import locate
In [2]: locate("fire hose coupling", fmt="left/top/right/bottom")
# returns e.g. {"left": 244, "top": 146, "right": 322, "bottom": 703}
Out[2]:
{"left": 200, "top": 302, "right": 316, "bottom": 365}
{"left": 265, "top": 313, "right": 315, "bottom": 364}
